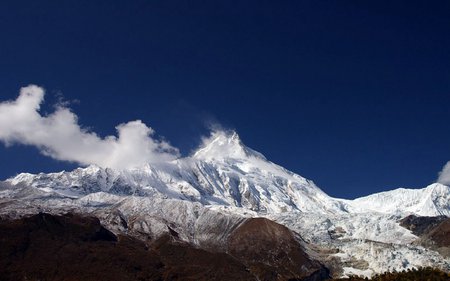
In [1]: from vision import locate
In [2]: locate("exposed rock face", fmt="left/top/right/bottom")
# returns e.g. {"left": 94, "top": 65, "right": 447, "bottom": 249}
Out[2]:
{"left": 400, "top": 215, "right": 448, "bottom": 236}
{"left": 426, "top": 219, "right": 450, "bottom": 248}
{"left": 0, "top": 213, "right": 327, "bottom": 281}
{"left": 227, "top": 218, "right": 329, "bottom": 281}
{"left": 400, "top": 215, "right": 450, "bottom": 257}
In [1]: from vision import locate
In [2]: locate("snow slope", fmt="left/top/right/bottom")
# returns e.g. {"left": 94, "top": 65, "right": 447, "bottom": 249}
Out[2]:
{"left": 350, "top": 183, "right": 450, "bottom": 216}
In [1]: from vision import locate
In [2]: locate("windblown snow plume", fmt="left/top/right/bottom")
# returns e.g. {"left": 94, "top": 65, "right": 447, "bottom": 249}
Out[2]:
{"left": 0, "top": 85, "right": 179, "bottom": 169}
{"left": 438, "top": 161, "right": 450, "bottom": 185}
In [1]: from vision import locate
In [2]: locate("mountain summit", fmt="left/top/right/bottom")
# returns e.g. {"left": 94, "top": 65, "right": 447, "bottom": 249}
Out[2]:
{"left": 193, "top": 130, "right": 266, "bottom": 161}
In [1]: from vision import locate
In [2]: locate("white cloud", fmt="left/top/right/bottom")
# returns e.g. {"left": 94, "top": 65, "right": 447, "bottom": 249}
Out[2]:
{"left": 0, "top": 85, "right": 179, "bottom": 169}
{"left": 438, "top": 161, "right": 450, "bottom": 185}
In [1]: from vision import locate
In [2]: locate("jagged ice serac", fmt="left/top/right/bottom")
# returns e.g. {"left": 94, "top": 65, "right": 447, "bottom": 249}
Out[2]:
{"left": 0, "top": 85, "right": 450, "bottom": 183}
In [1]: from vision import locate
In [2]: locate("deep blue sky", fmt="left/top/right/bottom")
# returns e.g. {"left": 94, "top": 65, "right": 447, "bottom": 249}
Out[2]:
{"left": 0, "top": 1, "right": 449, "bottom": 198}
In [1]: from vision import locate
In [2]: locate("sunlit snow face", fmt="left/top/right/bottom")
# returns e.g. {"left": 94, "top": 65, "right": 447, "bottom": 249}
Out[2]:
{"left": 193, "top": 131, "right": 247, "bottom": 160}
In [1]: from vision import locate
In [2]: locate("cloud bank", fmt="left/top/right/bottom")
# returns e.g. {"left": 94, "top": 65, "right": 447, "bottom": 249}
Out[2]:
{"left": 0, "top": 85, "right": 179, "bottom": 169}
{"left": 438, "top": 162, "right": 450, "bottom": 185}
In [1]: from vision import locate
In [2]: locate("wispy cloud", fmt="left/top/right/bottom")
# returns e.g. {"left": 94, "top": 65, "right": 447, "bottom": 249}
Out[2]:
{"left": 438, "top": 162, "right": 450, "bottom": 185}
{"left": 0, "top": 85, "right": 179, "bottom": 169}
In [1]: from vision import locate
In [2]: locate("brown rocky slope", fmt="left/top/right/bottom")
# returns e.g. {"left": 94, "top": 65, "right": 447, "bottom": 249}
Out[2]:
{"left": 400, "top": 215, "right": 450, "bottom": 257}
{"left": 0, "top": 213, "right": 329, "bottom": 281}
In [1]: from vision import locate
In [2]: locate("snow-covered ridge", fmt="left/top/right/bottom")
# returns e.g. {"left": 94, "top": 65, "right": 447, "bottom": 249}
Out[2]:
{"left": 193, "top": 131, "right": 266, "bottom": 161}
{"left": 350, "top": 183, "right": 450, "bottom": 217}
{"left": 5, "top": 131, "right": 450, "bottom": 217}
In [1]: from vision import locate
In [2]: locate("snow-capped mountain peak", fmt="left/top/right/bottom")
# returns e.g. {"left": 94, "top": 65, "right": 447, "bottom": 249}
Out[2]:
{"left": 350, "top": 183, "right": 450, "bottom": 216}
{"left": 5, "top": 130, "right": 449, "bottom": 217}
{"left": 193, "top": 130, "right": 266, "bottom": 161}
{"left": 2, "top": 131, "right": 450, "bottom": 278}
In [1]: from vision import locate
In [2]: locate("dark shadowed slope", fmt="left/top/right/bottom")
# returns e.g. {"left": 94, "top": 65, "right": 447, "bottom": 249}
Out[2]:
{"left": 228, "top": 217, "right": 329, "bottom": 281}
{"left": 0, "top": 213, "right": 327, "bottom": 281}
{"left": 400, "top": 215, "right": 450, "bottom": 257}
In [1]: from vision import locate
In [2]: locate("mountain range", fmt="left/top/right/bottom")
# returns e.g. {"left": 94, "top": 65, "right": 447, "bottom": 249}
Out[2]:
{"left": 1, "top": 130, "right": 449, "bottom": 280}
